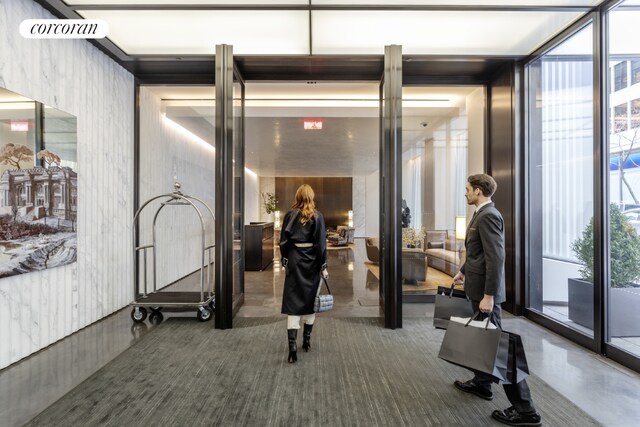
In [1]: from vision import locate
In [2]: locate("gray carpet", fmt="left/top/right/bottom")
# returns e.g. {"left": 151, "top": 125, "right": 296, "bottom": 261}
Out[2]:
{"left": 27, "top": 317, "right": 601, "bottom": 427}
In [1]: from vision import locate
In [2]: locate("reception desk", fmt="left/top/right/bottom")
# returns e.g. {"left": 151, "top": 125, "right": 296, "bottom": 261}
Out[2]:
{"left": 245, "top": 222, "right": 274, "bottom": 271}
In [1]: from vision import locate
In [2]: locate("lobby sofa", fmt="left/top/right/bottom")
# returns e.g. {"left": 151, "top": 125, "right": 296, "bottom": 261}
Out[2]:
{"left": 424, "top": 233, "right": 465, "bottom": 277}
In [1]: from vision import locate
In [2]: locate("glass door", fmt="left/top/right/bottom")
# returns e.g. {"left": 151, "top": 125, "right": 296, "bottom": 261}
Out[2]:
{"left": 232, "top": 63, "right": 246, "bottom": 316}
{"left": 400, "top": 85, "right": 485, "bottom": 302}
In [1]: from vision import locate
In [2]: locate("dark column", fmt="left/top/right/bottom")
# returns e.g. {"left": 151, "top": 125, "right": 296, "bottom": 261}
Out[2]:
{"left": 381, "top": 45, "right": 402, "bottom": 329}
{"left": 487, "top": 63, "right": 522, "bottom": 315}
{"left": 215, "top": 44, "right": 234, "bottom": 329}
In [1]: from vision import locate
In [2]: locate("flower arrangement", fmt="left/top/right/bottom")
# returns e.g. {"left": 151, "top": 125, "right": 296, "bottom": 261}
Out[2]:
{"left": 402, "top": 227, "right": 426, "bottom": 248}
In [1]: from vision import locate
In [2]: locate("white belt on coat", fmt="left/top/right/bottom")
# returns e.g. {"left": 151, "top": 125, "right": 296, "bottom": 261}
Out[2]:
{"left": 294, "top": 242, "right": 313, "bottom": 247}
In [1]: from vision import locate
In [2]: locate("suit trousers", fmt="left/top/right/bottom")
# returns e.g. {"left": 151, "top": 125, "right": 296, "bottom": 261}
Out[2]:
{"left": 469, "top": 300, "right": 536, "bottom": 414}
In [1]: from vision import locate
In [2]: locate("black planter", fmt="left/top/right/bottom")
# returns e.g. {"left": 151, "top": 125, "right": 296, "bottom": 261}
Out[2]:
{"left": 568, "top": 278, "right": 640, "bottom": 337}
{"left": 568, "top": 278, "right": 594, "bottom": 330}
{"left": 609, "top": 287, "right": 640, "bottom": 337}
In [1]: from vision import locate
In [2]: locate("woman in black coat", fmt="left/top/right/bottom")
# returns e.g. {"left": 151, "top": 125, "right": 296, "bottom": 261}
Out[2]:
{"left": 280, "top": 184, "right": 328, "bottom": 363}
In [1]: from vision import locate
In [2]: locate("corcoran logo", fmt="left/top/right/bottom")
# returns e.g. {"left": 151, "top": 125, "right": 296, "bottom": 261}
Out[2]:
{"left": 20, "top": 19, "right": 108, "bottom": 39}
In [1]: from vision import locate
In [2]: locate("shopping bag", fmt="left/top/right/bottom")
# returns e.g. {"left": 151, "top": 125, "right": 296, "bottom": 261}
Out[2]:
{"left": 438, "top": 313, "right": 509, "bottom": 383}
{"left": 501, "top": 331, "right": 530, "bottom": 384}
{"left": 433, "top": 283, "right": 473, "bottom": 329}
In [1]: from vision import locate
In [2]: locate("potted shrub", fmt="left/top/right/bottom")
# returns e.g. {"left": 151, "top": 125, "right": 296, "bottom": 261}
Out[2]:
{"left": 261, "top": 192, "right": 277, "bottom": 215}
{"left": 569, "top": 204, "right": 640, "bottom": 335}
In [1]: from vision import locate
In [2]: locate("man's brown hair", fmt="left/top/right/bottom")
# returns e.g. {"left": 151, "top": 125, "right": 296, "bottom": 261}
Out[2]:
{"left": 468, "top": 174, "right": 497, "bottom": 197}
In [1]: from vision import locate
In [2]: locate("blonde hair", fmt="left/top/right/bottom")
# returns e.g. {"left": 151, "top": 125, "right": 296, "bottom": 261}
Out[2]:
{"left": 292, "top": 184, "right": 316, "bottom": 225}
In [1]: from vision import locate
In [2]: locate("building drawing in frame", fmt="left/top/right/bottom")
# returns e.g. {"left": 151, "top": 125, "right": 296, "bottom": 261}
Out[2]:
{"left": 0, "top": 87, "right": 77, "bottom": 278}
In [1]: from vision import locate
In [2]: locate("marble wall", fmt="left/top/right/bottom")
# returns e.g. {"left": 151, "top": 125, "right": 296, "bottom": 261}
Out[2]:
{"left": 0, "top": 0, "right": 135, "bottom": 369}
{"left": 353, "top": 176, "right": 366, "bottom": 237}
{"left": 138, "top": 88, "right": 216, "bottom": 289}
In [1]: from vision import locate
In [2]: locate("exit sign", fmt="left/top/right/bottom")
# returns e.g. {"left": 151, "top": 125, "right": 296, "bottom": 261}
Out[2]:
{"left": 304, "top": 120, "right": 322, "bottom": 130}
{"left": 11, "top": 121, "right": 29, "bottom": 132}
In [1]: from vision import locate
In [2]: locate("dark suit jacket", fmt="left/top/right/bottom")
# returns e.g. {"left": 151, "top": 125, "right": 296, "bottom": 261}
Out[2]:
{"left": 459, "top": 202, "right": 506, "bottom": 304}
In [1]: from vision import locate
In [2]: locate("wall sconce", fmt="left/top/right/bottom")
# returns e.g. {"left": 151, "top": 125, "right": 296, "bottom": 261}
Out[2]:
{"left": 455, "top": 216, "right": 466, "bottom": 240}
{"left": 275, "top": 210, "right": 281, "bottom": 230}
{"left": 348, "top": 210, "right": 353, "bottom": 227}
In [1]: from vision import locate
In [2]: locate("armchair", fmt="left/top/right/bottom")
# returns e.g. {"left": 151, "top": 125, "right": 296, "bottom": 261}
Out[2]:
{"left": 328, "top": 226, "right": 355, "bottom": 246}
{"left": 365, "top": 237, "right": 379, "bottom": 264}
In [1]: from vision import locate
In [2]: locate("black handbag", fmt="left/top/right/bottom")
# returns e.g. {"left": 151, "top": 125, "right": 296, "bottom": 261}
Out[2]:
{"left": 314, "top": 277, "right": 333, "bottom": 313}
{"left": 433, "top": 283, "right": 473, "bottom": 329}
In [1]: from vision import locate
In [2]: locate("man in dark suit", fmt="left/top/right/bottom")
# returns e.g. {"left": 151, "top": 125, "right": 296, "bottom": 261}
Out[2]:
{"left": 452, "top": 174, "right": 541, "bottom": 426}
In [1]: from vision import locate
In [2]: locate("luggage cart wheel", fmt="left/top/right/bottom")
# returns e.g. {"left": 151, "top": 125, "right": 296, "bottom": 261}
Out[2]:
{"left": 149, "top": 311, "right": 164, "bottom": 325}
{"left": 197, "top": 306, "right": 213, "bottom": 322}
{"left": 131, "top": 307, "right": 147, "bottom": 323}
{"left": 209, "top": 297, "right": 215, "bottom": 313}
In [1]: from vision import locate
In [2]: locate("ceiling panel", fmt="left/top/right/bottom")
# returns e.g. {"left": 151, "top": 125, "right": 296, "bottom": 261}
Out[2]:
{"left": 313, "top": 0, "right": 600, "bottom": 5}
{"left": 77, "top": 10, "right": 309, "bottom": 55}
{"left": 312, "top": 10, "right": 584, "bottom": 55}
{"left": 67, "top": 1, "right": 307, "bottom": 4}
{"left": 153, "top": 83, "right": 478, "bottom": 176}
{"left": 66, "top": 0, "right": 602, "bottom": 5}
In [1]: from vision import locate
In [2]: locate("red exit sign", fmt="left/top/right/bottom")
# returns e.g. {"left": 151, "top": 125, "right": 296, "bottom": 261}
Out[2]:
{"left": 303, "top": 120, "right": 322, "bottom": 130}
{"left": 11, "top": 121, "right": 29, "bottom": 132}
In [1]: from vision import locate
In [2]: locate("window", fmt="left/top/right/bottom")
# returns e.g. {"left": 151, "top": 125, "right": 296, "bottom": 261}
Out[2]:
{"left": 614, "top": 103, "right": 628, "bottom": 133}
{"left": 608, "top": 1, "right": 640, "bottom": 358}
{"left": 526, "top": 23, "right": 594, "bottom": 336}
{"left": 614, "top": 62, "right": 627, "bottom": 91}
{"left": 631, "top": 99, "right": 640, "bottom": 130}
{"left": 631, "top": 60, "right": 640, "bottom": 86}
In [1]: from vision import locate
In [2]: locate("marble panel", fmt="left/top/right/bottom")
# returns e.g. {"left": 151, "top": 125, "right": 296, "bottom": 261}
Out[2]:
{"left": 0, "top": 0, "right": 134, "bottom": 369}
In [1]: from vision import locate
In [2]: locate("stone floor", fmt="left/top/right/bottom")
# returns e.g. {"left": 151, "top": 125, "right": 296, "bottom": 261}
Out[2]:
{"left": 2, "top": 238, "right": 640, "bottom": 426}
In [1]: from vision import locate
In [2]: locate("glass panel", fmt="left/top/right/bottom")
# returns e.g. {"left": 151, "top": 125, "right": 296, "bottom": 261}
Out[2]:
{"left": 138, "top": 85, "right": 216, "bottom": 302}
{"left": 312, "top": 10, "right": 583, "bottom": 55}
{"left": 607, "top": 0, "right": 640, "bottom": 357}
{"left": 401, "top": 86, "right": 484, "bottom": 297}
{"left": 526, "top": 24, "right": 594, "bottom": 337}
{"left": 233, "top": 80, "right": 244, "bottom": 301}
{"left": 77, "top": 10, "right": 309, "bottom": 55}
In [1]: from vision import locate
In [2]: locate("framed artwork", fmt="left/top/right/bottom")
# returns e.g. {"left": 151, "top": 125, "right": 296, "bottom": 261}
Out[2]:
{"left": 0, "top": 87, "right": 77, "bottom": 278}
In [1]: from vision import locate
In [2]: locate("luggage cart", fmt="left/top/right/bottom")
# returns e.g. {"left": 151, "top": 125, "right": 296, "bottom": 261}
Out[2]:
{"left": 130, "top": 182, "right": 215, "bottom": 324}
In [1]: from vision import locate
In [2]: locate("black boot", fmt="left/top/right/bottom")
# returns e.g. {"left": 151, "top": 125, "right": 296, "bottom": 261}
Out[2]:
{"left": 287, "top": 329, "right": 298, "bottom": 363}
{"left": 302, "top": 323, "right": 313, "bottom": 352}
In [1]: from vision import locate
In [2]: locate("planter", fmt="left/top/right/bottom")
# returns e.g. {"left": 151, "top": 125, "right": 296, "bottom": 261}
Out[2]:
{"left": 568, "top": 278, "right": 593, "bottom": 330}
{"left": 568, "top": 278, "right": 640, "bottom": 337}
{"left": 609, "top": 287, "right": 640, "bottom": 337}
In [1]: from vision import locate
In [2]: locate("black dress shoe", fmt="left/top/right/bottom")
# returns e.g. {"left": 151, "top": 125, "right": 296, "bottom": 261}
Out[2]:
{"left": 453, "top": 379, "right": 493, "bottom": 401}
{"left": 492, "top": 407, "right": 541, "bottom": 426}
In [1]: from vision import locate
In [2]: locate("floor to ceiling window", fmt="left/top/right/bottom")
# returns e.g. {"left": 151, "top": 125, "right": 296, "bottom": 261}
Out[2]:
{"left": 526, "top": 23, "right": 595, "bottom": 337}
{"left": 400, "top": 86, "right": 484, "bottom": 299}
{"left": 607, "top": 1, "right": 640, "bottom": 358}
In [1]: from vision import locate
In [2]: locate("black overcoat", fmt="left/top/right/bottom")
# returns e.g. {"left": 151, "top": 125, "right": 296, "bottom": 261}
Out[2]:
{"left": 280, "top": 209, "right": 328, "bottom": 315}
